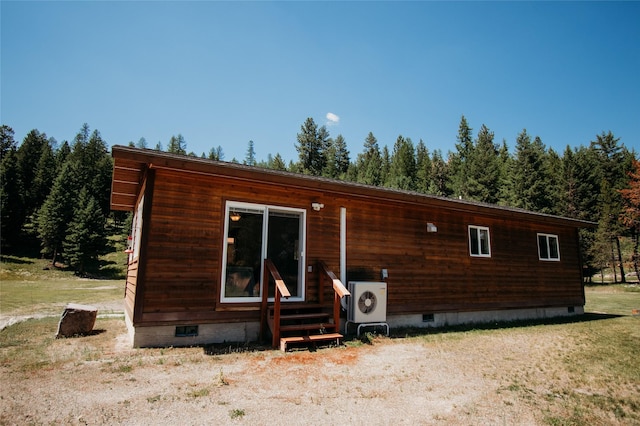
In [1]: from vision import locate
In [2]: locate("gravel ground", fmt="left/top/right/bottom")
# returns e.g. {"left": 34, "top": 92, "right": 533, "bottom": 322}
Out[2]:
{"left": 0, "top": 315, "right": 577, "bottom": 426}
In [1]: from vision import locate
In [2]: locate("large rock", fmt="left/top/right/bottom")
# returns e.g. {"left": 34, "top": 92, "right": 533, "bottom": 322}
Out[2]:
{"left": 56, "top": 303, "right": 97, "bottom": 338}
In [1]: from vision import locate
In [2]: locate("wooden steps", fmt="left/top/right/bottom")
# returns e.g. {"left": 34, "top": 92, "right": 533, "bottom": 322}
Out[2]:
{"left": 266, "top": 304, "right": 343, "bottom": 351}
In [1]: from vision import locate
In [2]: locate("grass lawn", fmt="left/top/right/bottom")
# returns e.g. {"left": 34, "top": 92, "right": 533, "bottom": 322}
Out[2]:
{"left": 584, "top": 283, "right": 640, "bottom": 316}
{"left": 0, "top": 255, "right": 124, "bottom": 319}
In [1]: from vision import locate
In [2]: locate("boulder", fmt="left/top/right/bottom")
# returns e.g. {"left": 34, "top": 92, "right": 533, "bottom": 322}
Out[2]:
{"left": 56, "top": 303, "right": 98, "bottom": 338}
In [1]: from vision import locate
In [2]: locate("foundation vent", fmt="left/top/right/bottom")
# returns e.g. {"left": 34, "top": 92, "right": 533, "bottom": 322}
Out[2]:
{"left": 175, "top": 325, "right": 199, "bottom": 337}
{"left": 422, "top": 314, "right": 435, "bottom": 323}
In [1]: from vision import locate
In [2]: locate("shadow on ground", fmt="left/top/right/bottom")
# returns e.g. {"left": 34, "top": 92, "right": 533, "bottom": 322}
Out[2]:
{"left": 200, "top": 312, "right": 623, "bottom": 355}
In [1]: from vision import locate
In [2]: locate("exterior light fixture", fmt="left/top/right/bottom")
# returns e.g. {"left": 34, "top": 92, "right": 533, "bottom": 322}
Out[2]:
{"left": 311, "top": 202, "right": 324, "bottom": 211}
{"left": 427, "top": 223, "right": 438, "bottom": 233}
{"left": 230, "top": 212, "right": 241, "bottom": 222}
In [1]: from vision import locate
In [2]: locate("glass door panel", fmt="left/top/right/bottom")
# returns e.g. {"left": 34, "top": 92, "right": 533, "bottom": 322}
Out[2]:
{"left": 223, "top": 207, "right": 264, "bottom": 300}
{"left": 266, "top": 211, "right": 301, "bottom": 298}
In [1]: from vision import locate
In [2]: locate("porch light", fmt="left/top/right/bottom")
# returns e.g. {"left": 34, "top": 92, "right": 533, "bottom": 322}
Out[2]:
{"left": 427, "top": 223, "right": 438, "bottom": 233}
{"left": 230, "top": 212, "right": 241, "bottom": 222}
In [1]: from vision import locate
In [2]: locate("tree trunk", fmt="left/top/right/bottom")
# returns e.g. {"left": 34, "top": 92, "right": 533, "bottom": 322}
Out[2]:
{"left": 633, "top": 229, "right": 639, "bottom": 282}
{"left": 610, "top": 241, "right": 618, "bottom": 283}
{"left": 50, "top": 248, "right": 58, "bottom": 268}
{"left": 615, "top": 236, "right": 626, "bottom": 283}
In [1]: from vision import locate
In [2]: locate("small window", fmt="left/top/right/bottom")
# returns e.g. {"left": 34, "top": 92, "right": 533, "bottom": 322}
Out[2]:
{"left": 538, "top": 233, "right": 560, "bottom": 261}
{"left": 469, "top": 225, "right": 491, "bottom": 257}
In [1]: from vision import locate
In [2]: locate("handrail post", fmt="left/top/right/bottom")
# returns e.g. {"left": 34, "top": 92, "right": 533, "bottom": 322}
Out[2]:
{"left": 262, "top": 259, "right": 291, "bottom": 348}
{"left": 273, "top": 283, "right": 281, "bottom": 348}
{"left": 318, "top": 261, "right": 351, "bottom": 333}
{"left": 334, "top": 291, "right": 341, "bottom": 333}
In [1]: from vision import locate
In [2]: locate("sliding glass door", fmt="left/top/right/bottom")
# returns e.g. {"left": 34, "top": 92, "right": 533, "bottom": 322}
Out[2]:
{"left": 221, "top": 202, "right": 305, "bottom": 303}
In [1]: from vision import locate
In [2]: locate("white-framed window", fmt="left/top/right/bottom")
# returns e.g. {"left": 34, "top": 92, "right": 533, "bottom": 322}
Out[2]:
{"left": 221, "top": 201, "right": 306, "bottom": 303}
{"left": 469, "top": 225, "right": 491, "bottom": 257}
{"left": 538, "top": 233, "right": 560, "bottom": 261}
{"left": 128, "top": 195, "right": 144, "bottom": 263}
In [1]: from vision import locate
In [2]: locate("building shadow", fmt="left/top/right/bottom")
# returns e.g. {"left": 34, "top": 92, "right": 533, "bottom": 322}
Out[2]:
{"left": 368, "top": 312, "right": 624, "bottom": 341}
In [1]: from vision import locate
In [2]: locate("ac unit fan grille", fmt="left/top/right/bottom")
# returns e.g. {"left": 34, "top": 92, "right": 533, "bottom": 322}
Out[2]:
{"left": 358, "top": 291, "right": 377, "bottom": 314}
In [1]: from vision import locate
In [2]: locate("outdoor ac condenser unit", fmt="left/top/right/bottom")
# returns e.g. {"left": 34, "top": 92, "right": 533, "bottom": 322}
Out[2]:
{"left": 348, "top": 281, "right": 387, "bottom": 323}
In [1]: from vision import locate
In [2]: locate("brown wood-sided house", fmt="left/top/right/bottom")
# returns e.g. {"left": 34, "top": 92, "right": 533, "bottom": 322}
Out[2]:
{"left": 111, "top": 146, "right": 592, "bottom": 349}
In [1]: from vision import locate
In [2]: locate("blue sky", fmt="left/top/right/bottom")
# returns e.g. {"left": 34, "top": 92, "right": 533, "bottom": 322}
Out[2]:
{"left": 2, "top": 1, "right": 639, "bottom": 163}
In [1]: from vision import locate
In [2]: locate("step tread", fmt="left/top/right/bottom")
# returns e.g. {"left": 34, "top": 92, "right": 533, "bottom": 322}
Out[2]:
{"left": 280, "top": 333, "right": 343, "bottom": 351}
{"left": 278, "top": 312, "right": 331, "bottom": 321}
{"left": 280, "top": 322, "right": 337, "bottom": 332}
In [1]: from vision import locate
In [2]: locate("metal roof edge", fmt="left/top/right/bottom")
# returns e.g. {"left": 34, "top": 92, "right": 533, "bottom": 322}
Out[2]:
{"left": 111, "top": 145, "right": 597, "bottom": 228}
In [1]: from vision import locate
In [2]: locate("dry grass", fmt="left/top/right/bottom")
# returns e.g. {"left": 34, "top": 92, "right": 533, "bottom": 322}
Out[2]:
{"left": 1, "top": 308, "right": 639, "bottom": 424}
{"left": 1, "top": 258, "right": 639, "bottom": 425}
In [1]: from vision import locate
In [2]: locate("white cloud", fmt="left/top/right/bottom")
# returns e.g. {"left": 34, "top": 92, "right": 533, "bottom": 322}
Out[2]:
{"left": 326, "top": 112, "right": 340, "bottom": 125}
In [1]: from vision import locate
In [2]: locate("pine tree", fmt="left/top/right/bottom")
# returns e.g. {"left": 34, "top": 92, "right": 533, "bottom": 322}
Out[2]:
{"left": 136, "top": 137, "right": 148, "bottom": 149}
{"left": 245, "top": 140, "right": 256, "bottom": 166}
{"left": 33, "top": 141, "right": 57, "bottom": 213}
{"left": 269, "top": 153, "right": 287, "bottom": 171}
{"left": 63, "top": 188, "right": 108, "bottom": 275}
{"left": 167, "top": 134, "right": 187, "bottom": 154}
{"left": 208, "top": 146, "right": 224, "bottom": 160}
{"left": 69, "top": 128, "right": 112, "bottom": 216}
{"left": 449, "top": 115, "right": 474, "bottom": 198}
{"left": 496, "top": 140, "right": 512, "bottom": 206}
{"left": 355, "top": 132, "right": 383, "bottom": 186}
{"left": 380, "top": 145, "right": 391, "bottom": 186}
{"left": 545, "top": 148, "right": 563, "bottom": 215}
{"left": 323, "top": 134, "right": 349, "bottom": 179}
{"left": 468, "top": 124, "right": 500, "bottom": 204}
{"left": 37, "top": 162, "right": 79, "bottom": 265}
{"left": 565, "top": 146, "right": 601, "bottom": 221}
{"left": 0, "top": 125, "right": 16, "bottom": 158}
{"left": 16, "top": 129, "right": 50, "bottom": 218}
{"left": 386, "top": 135, "right": 416, "bottom": 190}
{"left": 428, "top": 149, "right": 450, "bottom": 196}
{"left": 415, "top": 139, "right": 431, "bottom": 194}
{"left": 510, "top": 131, "right": 554, "bottom": 213}
{"left": 0, "top": 134, "right": 22, "bottom": 250}
{"left": 295, "top": 117, "right": 327, "bottom": 176}
{"left": 56, "top": 141, "right": 71, "bottom": 168}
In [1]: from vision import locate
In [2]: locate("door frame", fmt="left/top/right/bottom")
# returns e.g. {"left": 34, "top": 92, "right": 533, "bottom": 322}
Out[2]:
{"left": 220, "top": 200, "right": 307, "bottom": 303}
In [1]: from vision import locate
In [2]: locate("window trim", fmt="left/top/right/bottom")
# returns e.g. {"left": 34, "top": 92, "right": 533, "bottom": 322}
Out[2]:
{"left": 537, "top": 233, "right": 560, "bottom": 261}
{"left": 127, "top": 195, "right": 144, "bottom": 263}
{"left": 468, "top": 225, "right": 491, "bottom": 258}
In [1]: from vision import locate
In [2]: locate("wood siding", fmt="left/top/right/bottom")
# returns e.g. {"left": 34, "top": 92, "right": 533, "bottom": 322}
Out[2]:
{"left": 343, "top": 199, "right": 583, "bottom": 315}
{"left": 129, "top": 167, "right": 584, "bottom": 326}
{"left": 112, "top": 147, "right": 589, "bottom": 327}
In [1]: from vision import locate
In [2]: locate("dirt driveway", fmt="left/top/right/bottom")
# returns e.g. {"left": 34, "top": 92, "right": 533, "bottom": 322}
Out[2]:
{"left": 1, "top": 315, "right": 600, "bottom": 426}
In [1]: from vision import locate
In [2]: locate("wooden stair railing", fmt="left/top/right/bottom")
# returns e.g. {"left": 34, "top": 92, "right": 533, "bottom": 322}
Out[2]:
{"left": 260, "top": 259, "right": 350, "bottom": 351}
{"left": 260, "top": 259, "right": 290, "bottom": 348}
{"left": 318, "top": 261, "right": 351, "bottom": 334}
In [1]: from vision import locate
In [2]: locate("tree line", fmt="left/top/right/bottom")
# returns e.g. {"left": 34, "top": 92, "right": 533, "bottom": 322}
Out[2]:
{"left": 1, "top": 124, "right": 116, "bottom": 274}
{"left": 289, "top": 116, "right": 639, "bottom": 282}
{"left": 1, "top": 118, "right": 638, "bottom": 280}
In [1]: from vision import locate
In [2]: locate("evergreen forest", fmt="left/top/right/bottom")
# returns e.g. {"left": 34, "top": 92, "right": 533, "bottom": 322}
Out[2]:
{"left": 1, "top": 117, "right": 638, "bottom": 282}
